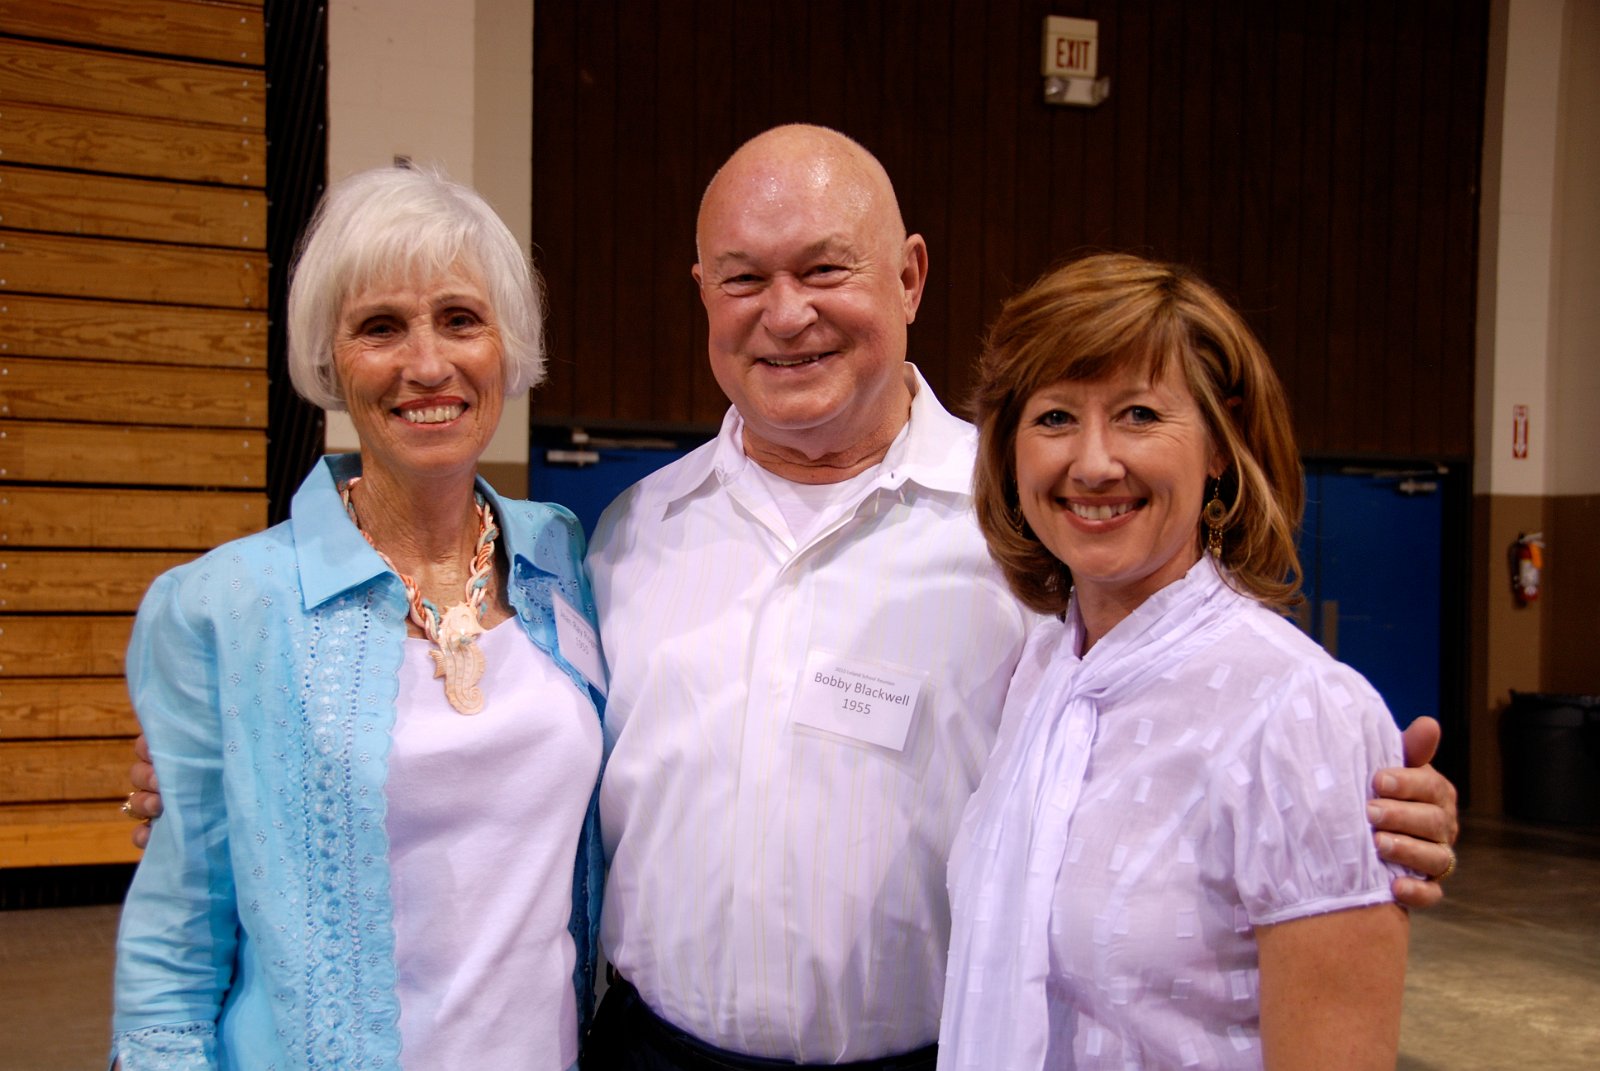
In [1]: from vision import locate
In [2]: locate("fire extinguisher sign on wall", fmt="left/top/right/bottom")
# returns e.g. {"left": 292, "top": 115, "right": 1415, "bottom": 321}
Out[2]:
{"left": 1513, "top": 404, "right": 1529, "bottom": 459}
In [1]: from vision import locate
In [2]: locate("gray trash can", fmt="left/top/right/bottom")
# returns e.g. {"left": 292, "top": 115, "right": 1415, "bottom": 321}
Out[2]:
{"left": 1500, "top": 691, "right": 1600, "bottom": 824}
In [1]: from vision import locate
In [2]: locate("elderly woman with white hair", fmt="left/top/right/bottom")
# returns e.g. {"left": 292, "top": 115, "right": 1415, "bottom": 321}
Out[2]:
{"left": 111, "top": 166, "right": 605, "bottom": 1070}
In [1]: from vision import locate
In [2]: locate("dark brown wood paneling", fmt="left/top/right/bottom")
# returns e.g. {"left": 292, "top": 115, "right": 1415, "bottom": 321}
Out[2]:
{"left": 649, "top": 1, "right": 698, "bottom": 426}
{"left": 0, "top": 232, "right": 267, "bottom": 308}
{"left": 0, "top": 421, "right": 263, "bottom": 487}
{"left": 1259, "top": 0, "right": 1301, "bottom": 413}
{"left": 572, "top": 0, "right": 618, "bottom": 422}
{"left": 1209, "top": 0, "right": 1246, "bottom": 298}
{"left": 1176, "top": 0, "right": 1215, "bottom": 274}
{"left": 690, "top": 0, "right": 735, "bottom": 422}
{"left": 1109, "top": 0, "right": 1150, "bottom": 253}
{"left": 0, "top": 678, "right": 135, "bottom": 740}
{"left": 613, "top": 0, "right": 658, "bottom": 426}
{"left": 0, "top": 166, "right": 265, "bottom": 249}
{"left": 0, "top": 358, "right": 266, "bottom": 427}
{"left": 530, "top": 0, "right": 578, "bottom": 419}
{"left": 941, "top": 0, "right": 988, "bottom": 406}
{"left": 0, "top": 295, "right": 264, "bottom": 368}
{"left": 0, "top": 38, "right": 264, "bottom": 129}
{"left": 0, "top": 101, "right": 264, "bottom": 185}
{"left": 0, "top": 0, "right": 264, "bottom": 65}
{"left": 1385, "top": 8, "right": 1425, "bottom": 459}
{"left": 0, "top": 487, "right": 264, "bottom": 549}
{"left": 909, "top": 3, "right": 953, "bottom": 393}
{"left": 979, "top": 0, "right": 1022, "bottom": 397}
{"left": 532, "top": 0, "right": 1489, "bottom": 460}
{"left": 1438, "top": 0, "right": 1484, "bottom": 461}
{"left": 1410, "top": 0, "right": 1455, "bottom": 459}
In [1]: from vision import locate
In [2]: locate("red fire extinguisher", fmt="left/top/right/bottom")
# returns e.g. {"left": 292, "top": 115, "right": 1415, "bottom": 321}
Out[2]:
{"left": 1512, "top": 532, "right": 1543, "bottom": 604}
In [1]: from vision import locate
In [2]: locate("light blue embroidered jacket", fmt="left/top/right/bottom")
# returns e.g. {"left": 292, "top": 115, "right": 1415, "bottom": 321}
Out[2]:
{"left": 112, "top": 454, "right": 606, "bottom": 1070}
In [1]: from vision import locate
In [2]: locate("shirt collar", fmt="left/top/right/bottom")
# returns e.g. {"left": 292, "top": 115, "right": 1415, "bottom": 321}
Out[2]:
{"left": 291, "top": 453, "right": 546, "bottom": 611}
{"left": 292, "top": 454, "right": 388, "bottom": 611}
{"left": 653, "top": 363, "right": 977, "bottom": 512}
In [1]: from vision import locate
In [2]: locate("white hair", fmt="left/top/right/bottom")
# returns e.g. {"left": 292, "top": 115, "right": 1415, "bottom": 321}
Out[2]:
{"left": 286, "top": 164, "right": 545, "bottom": 411}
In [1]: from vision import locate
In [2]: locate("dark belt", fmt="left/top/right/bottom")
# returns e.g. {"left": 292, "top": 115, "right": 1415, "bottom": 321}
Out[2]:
{"left": 584, "top": 976, "right": 938, "bottom": 1071}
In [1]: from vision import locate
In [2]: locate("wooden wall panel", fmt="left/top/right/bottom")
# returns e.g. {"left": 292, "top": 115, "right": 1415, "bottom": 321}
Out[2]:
{"left": 0, "top": 422, "right": 263, "bottom": 486}
{"left": 0, "top": 802, "right": 143, "bottom": 867}
{"left": 0, "top": 740, "right": 130, "bottom": 802}
{"left": 0, "top": 166, "right": 265, "bottom": 249}
{"left": 0, "top": 101, "right": 264, "bottom": 184}
{"left": 0, "top": 678, "right": 136, "bottom": 739}
{"left": 0, "top": 551, "right": 194, "bottom": 612}
{"left": 0, "top": 295, "right": 264, "bottom": 368}
{"left": 0, "top": 487, "right": 265, "bottom": 550}
{"left": 1, "top": 3, "right": 269, "bottom": 867}
{"left": 0, "top": 0, "right": 264, "bottom": 65}
{"left": 0, "top": 358, "right": 266, "bottom": 427}
{"left": 531, "top": 0, "right": 1489, "bottom": 461}
{"left": 0, "top": 232, "right": 267, "bottom": 308}
{"left": 0, "top": 39, "right": 263, "bottom": 129}
{"left": 0, "top": 616, "right": 132, "bottom": 678}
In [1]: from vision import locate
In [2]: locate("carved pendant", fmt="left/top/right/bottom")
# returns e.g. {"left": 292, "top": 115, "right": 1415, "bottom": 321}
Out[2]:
{"left": 429, "top": 602, "right": 487, "bottom": 714}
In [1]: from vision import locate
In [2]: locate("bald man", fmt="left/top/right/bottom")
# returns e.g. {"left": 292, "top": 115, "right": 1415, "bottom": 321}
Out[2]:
{"left": 582, "top": 125, "right": 1457, "bottom": 1070}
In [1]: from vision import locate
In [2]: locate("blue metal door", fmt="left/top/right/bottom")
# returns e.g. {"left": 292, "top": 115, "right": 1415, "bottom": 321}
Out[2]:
{"left": 528, "top": 429, "right": 709, "bottom": 538}
{"left": 1298, "top": 467, "right": 1444, "bottom": 729}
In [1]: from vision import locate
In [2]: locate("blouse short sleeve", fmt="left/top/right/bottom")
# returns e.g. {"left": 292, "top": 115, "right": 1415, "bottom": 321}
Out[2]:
{"left": 1216, "top": 659, "right": 1410, "bottom": 927}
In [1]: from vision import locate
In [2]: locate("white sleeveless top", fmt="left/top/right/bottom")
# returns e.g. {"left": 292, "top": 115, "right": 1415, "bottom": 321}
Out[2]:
{"left": 385, "top": 617, "right": 602, "bottom": 1069}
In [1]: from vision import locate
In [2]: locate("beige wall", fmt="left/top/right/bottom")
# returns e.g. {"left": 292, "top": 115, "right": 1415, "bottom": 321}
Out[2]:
{"left": 1473, "top": 0, "right": 1600, "bottom": 808}
{"left": 322, "top": 0, "right": 535, "bottom": 484}
{"left": 1478, "top": 0, "right": 1600, "bottom": 499}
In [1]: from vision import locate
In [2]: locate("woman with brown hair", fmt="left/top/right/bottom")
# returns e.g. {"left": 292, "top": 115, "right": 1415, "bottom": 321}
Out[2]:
{"left": 940, "top": 253, "right": 1410, "bottom": 1070}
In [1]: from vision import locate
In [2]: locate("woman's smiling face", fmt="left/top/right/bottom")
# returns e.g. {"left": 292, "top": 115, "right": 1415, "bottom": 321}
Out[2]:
{"left": 1014, "top": 359, "right": 1224, "bottom": 625}
{"left": 333, "top": 265, "right": 505, "bottom": 487}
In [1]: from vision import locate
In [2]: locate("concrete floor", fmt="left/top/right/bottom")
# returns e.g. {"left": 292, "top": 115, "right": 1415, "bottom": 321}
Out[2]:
{"left": 1398, "top": 814, "right": 1600, "bottom": 1069}
{"left": 2, "top": 814, "right": 1596, "bottom": 1069}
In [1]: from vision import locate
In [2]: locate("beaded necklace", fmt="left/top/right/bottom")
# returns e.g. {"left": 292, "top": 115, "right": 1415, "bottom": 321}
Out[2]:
{"left": 339, "top": 476, "right": 499, "bottom": 714}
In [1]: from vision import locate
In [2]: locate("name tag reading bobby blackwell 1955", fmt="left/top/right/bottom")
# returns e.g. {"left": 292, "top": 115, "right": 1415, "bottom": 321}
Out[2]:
{"left": 792, "top": 649, "right": 926, "bottom": 752}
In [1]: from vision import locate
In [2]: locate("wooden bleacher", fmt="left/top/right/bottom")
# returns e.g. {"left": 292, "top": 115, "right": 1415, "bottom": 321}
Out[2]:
{"left": 0, "top": 0, "right": 268, "bottom": 867}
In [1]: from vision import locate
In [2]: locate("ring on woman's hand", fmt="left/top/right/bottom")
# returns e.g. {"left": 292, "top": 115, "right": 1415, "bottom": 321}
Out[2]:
{"left": 120, "top": 792, "right": 141, "bottom": 821}
{"left": 1437, "top": 845, "right": 1457, "bottom": 881}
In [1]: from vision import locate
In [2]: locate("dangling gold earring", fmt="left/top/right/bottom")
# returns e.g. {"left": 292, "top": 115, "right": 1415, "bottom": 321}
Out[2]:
{"left": 1203, "top": 479, "right": 1226, "bottom": 559}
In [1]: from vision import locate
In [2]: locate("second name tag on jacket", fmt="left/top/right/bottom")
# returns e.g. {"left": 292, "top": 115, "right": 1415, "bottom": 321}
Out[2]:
{"left": 792, "top": 649, "right": 925, "bottom": 752}
{"left": 554, "top": 592, "right": 608, "bottom": 696}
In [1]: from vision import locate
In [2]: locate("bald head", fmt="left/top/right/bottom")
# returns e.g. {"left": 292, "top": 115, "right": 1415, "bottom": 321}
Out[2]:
{"left": 689, "top": 123, "right": 930, "bottom": 480}
{"left": 696, "top": 125, "right": 908, "bottom": 264}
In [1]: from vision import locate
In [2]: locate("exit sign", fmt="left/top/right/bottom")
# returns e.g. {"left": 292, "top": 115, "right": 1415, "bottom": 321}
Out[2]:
{"left": 1043, "top": 16, "right": 1098, "bottom": 78}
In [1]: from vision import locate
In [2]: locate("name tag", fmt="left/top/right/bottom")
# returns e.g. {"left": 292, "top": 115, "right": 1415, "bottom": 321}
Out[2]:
{"left": 554, "top": 593, "right": 607, "bottom": 696}
{"left": 793, "top": 649, "right": 925, "bottom": 752}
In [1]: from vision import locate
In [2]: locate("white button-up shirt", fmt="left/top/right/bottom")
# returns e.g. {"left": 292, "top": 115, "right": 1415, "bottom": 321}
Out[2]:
{"left": 588, "top": 367, "right": 1033, "bottom": 1062}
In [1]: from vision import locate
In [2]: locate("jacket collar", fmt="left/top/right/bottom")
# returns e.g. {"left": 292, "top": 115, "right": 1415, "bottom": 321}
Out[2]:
{"left": 292, "top": 454, "right": 552, "bottom": 611}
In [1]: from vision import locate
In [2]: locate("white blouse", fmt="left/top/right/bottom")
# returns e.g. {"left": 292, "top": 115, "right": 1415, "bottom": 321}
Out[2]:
{"left": 386, "top": 618, "right": 602, "bottom": 1070}
{"left": 941, "top": 557, "right": 1407, "bottom": 1070}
